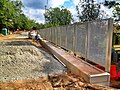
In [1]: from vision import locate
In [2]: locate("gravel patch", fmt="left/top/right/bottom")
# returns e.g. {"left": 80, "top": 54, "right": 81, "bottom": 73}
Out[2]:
{"left": 0, "top": 45, "right": 66, "bottom": 82}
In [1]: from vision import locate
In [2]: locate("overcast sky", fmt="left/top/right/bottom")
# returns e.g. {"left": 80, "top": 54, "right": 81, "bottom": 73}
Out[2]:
{"left": 21, "top": 0, "right": 113, "bottom": 24}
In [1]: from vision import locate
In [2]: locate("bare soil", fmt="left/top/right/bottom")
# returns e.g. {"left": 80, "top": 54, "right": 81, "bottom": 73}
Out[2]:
{"left": 0, "top": 74, "right": 114, "bottom": 90}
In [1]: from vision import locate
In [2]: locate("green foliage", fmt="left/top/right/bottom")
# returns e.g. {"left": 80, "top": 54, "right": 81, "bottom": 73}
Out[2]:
{"left": 0, "top": 0, "right": 43, "bottom": 32}
{"left": 0, "top": 0, "right": 14, "bottom": 29}
{"left": 116, "top": 26, "right": 120, "bottom": 30}
{"left": 104, "top": 0, "right": 120, "bottom": 39}
{"left": 113, "top": 6, "right": 120, "bottom": 23}
{"left": 44, "top": 7, "right": 73, "bottom": 26}
{"left": 104, "top": 1, "right": 119, "bottom": 9}
{"left": 104, "top": 1, "right": 120, "bottom": 24}
{"left": 113, "top": 33, "right": 120, "bottom": 45}
{"left": 79, "top": 0, "right": 100, "bottom": 22}
{"left": 116, "top": 34, "right": 120, "bottom": 44}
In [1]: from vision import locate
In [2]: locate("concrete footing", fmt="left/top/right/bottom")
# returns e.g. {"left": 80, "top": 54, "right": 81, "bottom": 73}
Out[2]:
{"left": 40, "top": 39, "right": 110, "bottom": 86}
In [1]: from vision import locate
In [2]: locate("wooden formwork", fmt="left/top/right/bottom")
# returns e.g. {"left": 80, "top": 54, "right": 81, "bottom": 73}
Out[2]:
{"left": 40, "top": 39, "right": 110, "bottom": 86}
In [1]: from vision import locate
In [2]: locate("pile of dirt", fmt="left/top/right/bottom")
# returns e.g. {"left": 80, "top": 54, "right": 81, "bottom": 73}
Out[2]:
{"left": 0, "top": 74, "right": 114, "bottom": 90}
{"left": 0, "top": 46, "right": 66, "bottom": 82}
{"left": 50, "top": 74, "right": 114, "bottom": 90}
{"left": 0, "top": 34, "right": 4, "bottom": 37}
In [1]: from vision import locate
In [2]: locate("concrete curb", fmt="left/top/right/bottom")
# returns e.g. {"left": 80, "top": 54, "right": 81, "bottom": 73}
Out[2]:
{"left": 40, "top": 39, "right": 110, "bottom": 86}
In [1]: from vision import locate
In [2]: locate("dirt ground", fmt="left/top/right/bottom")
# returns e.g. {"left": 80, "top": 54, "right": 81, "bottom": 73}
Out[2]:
{"left": 0, "top": 34, "right": 18, "bottom": 42}
{"left": 0, "top": 73, "right": 114, "bottom": 90}
{"left": 0, "top": 33, "right": 116, "bottom": 90}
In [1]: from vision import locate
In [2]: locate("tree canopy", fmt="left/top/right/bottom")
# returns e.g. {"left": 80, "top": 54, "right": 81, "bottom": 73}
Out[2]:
{"left": 44, "top": 7, "right": 73, "bottom": 26}
{"left": 104, "top": 1, "right": 120, "bottom": 29}
{"left": 104, "top": 1, "right": 120, "bottom": 45}
{"left": 0, "top": 0, "right": 43, "bottom": 32}
{"left": 77, "top": 0, "right": 100, "bottom": 22}
{"left": 104, "top": 1, "right": 120, "bottom": 22}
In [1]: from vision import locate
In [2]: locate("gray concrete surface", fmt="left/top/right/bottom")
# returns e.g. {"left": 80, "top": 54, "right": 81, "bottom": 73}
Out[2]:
{"left": 0, "top": 45, "right": 66, "bottom": 82}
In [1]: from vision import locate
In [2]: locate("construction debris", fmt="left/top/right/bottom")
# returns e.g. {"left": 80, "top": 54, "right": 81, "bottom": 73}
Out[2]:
{"left": 0, "top": 74, "right": 115, "bottom": 90}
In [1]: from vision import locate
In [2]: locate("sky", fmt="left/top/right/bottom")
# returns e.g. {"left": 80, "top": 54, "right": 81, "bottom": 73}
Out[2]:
{"left": 21, "top": 0, "right": 114, "bottom": 24}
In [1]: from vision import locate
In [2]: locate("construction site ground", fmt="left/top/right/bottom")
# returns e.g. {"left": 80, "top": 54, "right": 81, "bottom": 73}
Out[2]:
{"left": 0, "top": 32, "right": 116, "bottom": 90}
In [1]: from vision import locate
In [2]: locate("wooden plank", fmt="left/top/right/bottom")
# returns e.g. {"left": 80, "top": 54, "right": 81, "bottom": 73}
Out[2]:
{"left": 40, "top": 39, "right": 110, "bottom": 86}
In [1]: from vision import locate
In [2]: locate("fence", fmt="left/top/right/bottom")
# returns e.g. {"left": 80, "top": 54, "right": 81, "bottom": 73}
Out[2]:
{"left": 39, "top": 19, "right": 113, "bottom": 72}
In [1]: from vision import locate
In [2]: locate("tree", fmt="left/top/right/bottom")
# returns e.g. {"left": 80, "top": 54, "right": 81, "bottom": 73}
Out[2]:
{"left": 104, "top": 1, "right": 120, "bottom": 24}
{"left": 11, "top": 0, "right": 23, "bottom": 30}
{"left": 0, "top": 0, "right": 14, "bottom": 29}
{"left": 44, "top": 7, "right": 73, "bottom": 26}
{"left": 104, "top": 1, "right": 117, "bottom": 9}
{"left": 78, "top": 0, "right": 100, "bottom": 22}
{"left": 0, "top": 0, "right": 23, "bottom": 31}
{"left": 18, "top": 14, "right": 36, "bottom": 30}
{"left": 113, "top": 6, "right": 120, "bottom": 24}
{"left": 0, "top": 0, "right": 44, "bottom": 32}
{"left": 0, "top": 0, "right": 40, "bottom": 31}
{"left": 104, "top": 1, "right": 120, "bottom": 45}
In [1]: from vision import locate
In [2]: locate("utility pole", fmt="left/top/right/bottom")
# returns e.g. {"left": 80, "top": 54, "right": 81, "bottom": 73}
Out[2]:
{"left": 76, "top": 0, "right": 82, "bottom": 21}
{"left": 45, "top": 0, "right": 48, "bottom": 23}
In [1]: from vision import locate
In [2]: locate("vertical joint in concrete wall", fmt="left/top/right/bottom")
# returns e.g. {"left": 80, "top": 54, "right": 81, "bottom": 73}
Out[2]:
{"left": 85, "top": 22, "right": 89, "bottom": 61}
{"left": 60, "top": 27, "right": 62, "bottom": 46}
{"left": 65, "top": 25, "right": 68, "bottom": 48}
{"left": 74, "top": 24, "right": 77, "bottom": 53}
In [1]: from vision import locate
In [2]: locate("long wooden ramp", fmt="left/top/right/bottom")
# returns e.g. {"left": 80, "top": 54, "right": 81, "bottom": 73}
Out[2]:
{"left": 40, "top": 39, "right": 110, "bottom": 86}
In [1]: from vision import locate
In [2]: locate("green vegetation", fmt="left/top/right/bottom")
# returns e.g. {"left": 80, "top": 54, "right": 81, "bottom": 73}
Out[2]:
{"left": 0, "top": 0, "right": 74, "bottom": 32}
{"left": 0, "top": 0, "right": 43, "bottom": 32}
{"left": 44, "top": 7, "right": 73, "bottom": 26}
{"left": 77, "top": 0, "right": 100, "bottom": 22}
{"left": 104, "top": 1, "right": 120, "bottom": 24}
{"left": 104, "top": 1, "right": 120, "bottom": 45}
